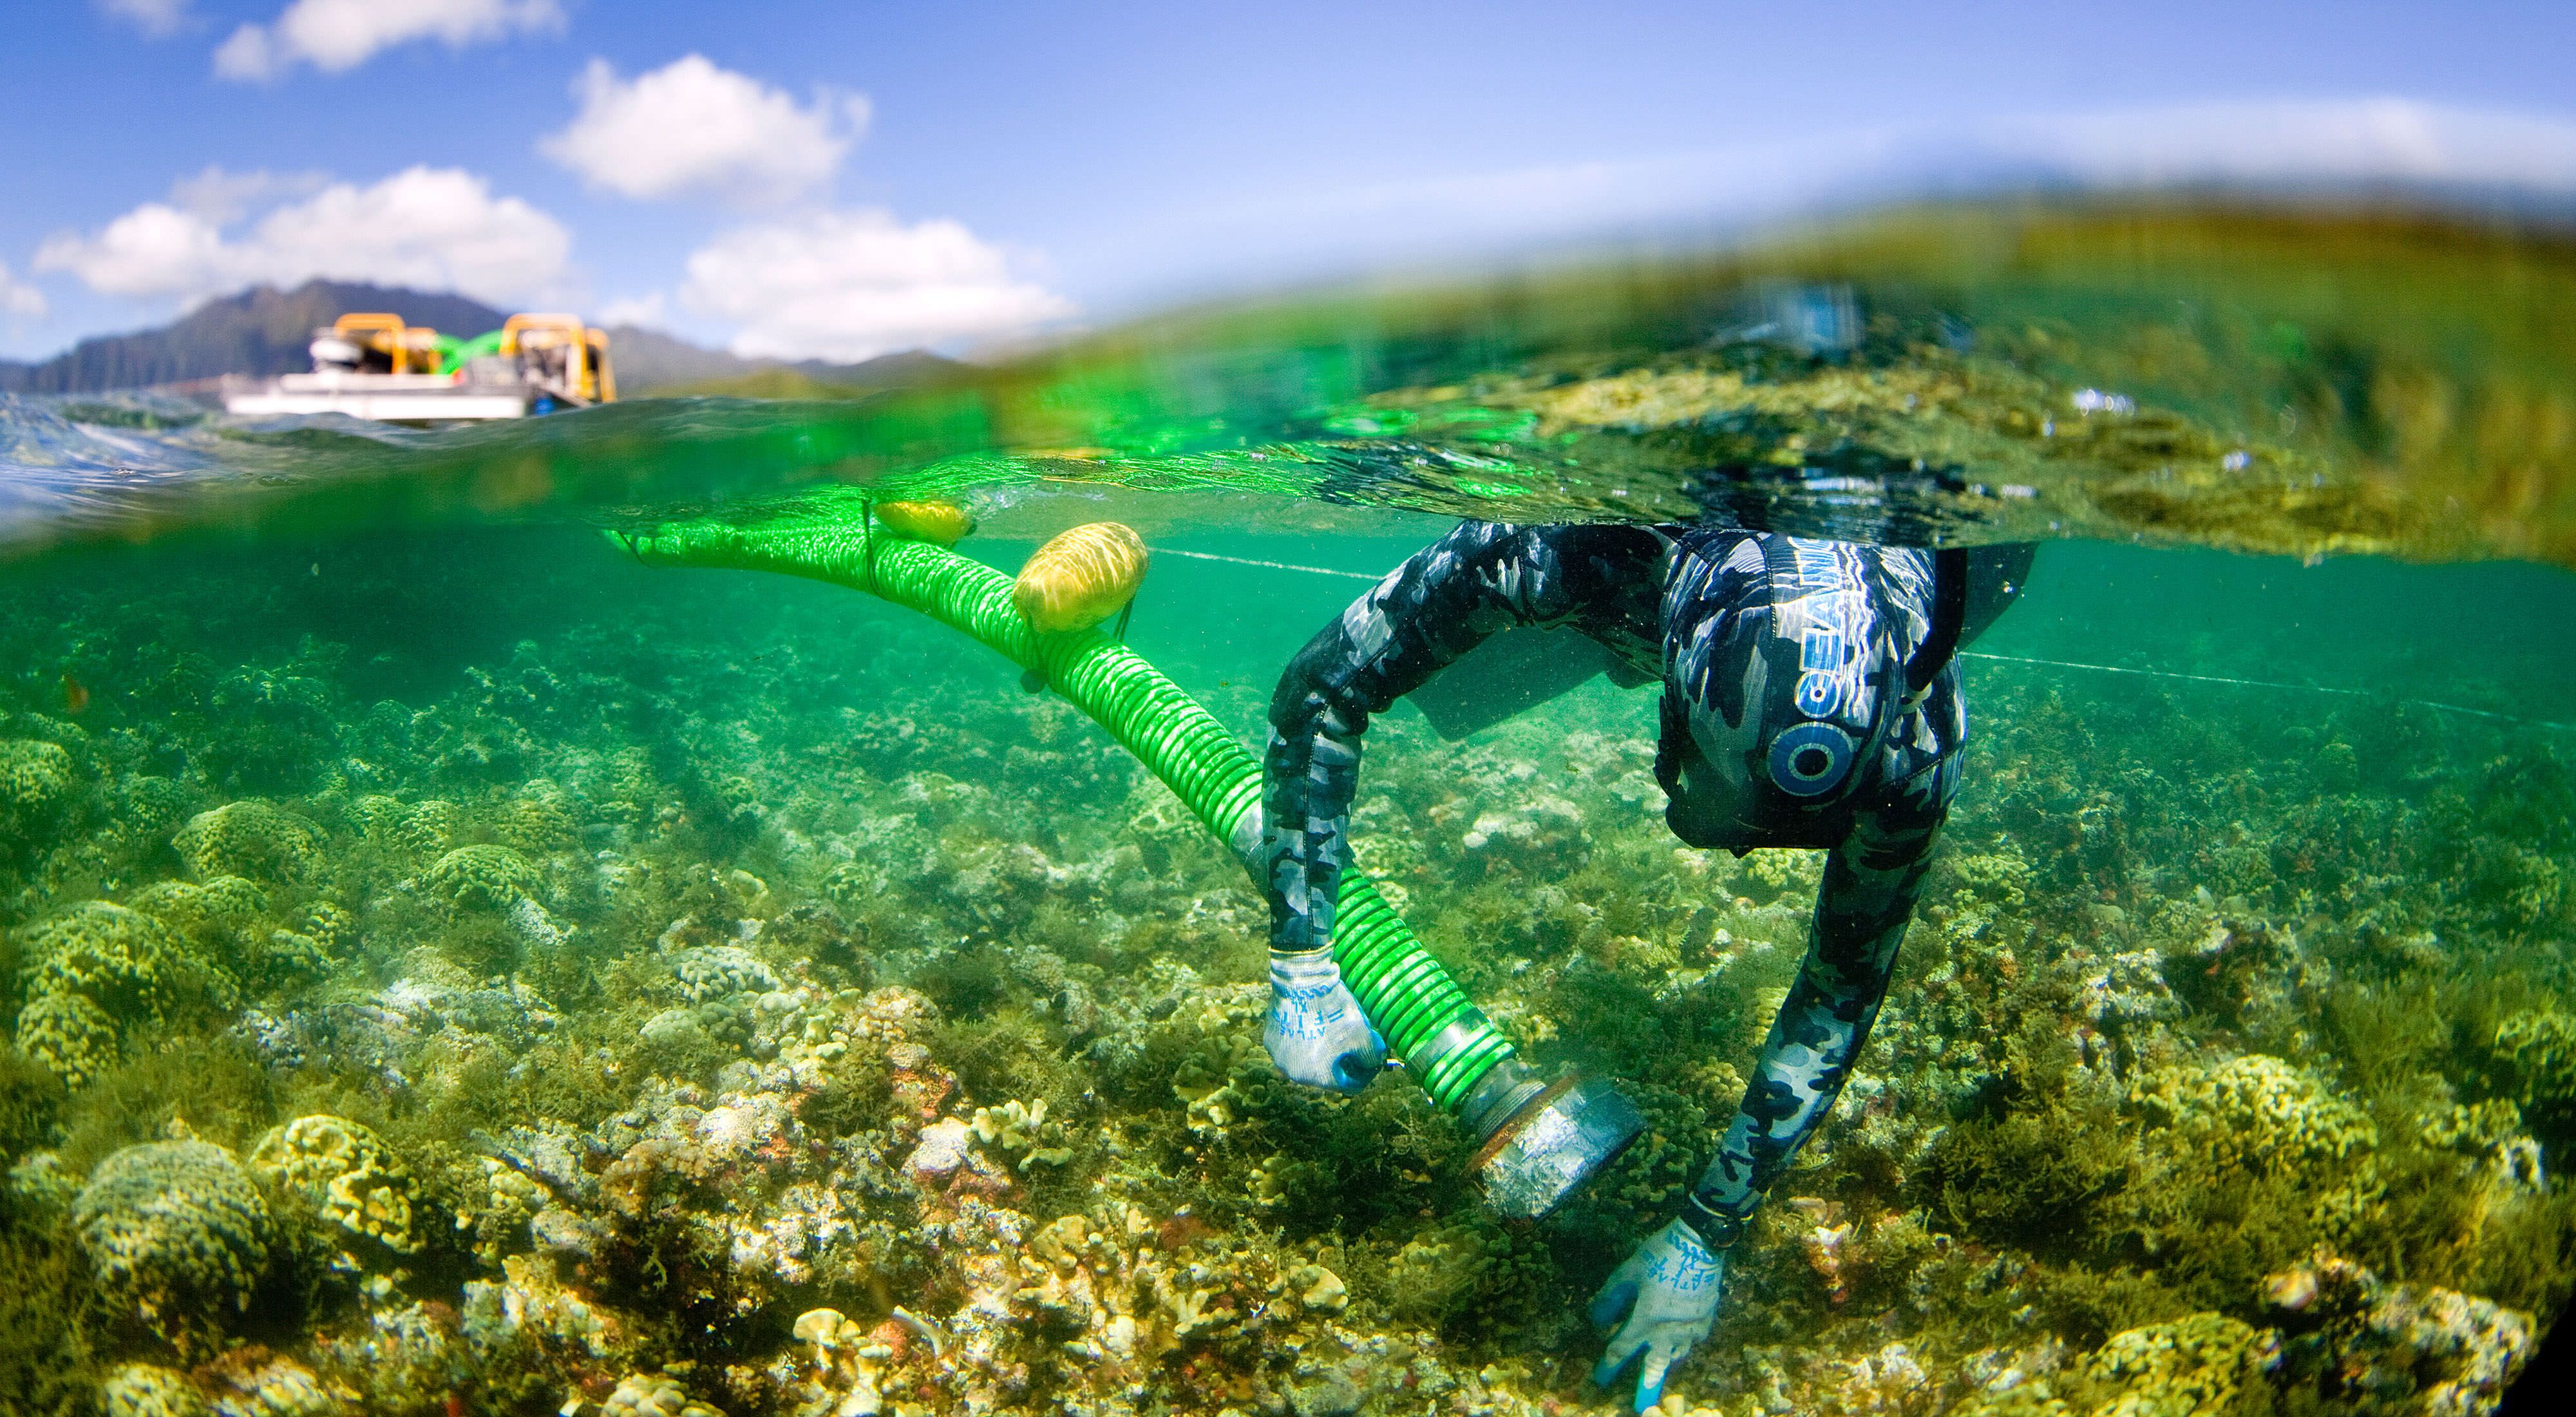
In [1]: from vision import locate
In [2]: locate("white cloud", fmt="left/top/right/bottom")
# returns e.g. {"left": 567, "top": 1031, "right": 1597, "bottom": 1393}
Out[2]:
{"left": 542, "top": 55, "right": 869, "bottom": 205}
{"left": 100, "top": 0, "right": 192, "bottom": 38}
{"left": 216, "top": 0, "right": 562, "bottom": 81}
{"left": 0, "top": 262, "right": 46, "bottom": 321}
{"left": 36, "top": 204, "right": 230, "bottom": 300}
{"left": 35, "top": 166, "right": 571, "bottom": 309}
{"left": 166, "top": 166, "right": 330, "bottom": 223}
{"left": 680, "top": 211, "right": 1074, "bottom": 361}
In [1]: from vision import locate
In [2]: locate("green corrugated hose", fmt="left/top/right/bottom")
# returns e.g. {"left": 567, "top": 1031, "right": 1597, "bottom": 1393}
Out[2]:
{"left": 611, "top": 513, "right": 1519, "bottom": 1112}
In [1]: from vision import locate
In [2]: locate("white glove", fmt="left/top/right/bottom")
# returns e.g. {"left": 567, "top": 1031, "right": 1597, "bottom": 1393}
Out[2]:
{"left": 1261, "top": 951, "right": 1387, "bottom": 1093}
{"left": 1591, "top": 1217, "right": 1725, "bottom": 1412}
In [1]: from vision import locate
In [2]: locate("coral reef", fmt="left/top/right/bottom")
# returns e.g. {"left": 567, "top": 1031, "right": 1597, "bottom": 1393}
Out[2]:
{"left": 16, "top": 987, "right": 124, "bottom": 1089}
{"left": 353, "top": 795, "right": 462, "bottom": 859}
{"left": 100, "top": 1363, "right": 210, "bottom": 1417}
{"left": 20, "top": 901, "right": 209, "bottom": 1023}
{"left": 600, "top": 1371, "right": 726, "bottom": 1416}
{"left": 2264, "top": 1251, "right": 2534, "bottom": 1416}
{"left": 172, "top": 801, "right": 323, "bottom": 884}
{"left": 2130, "top": 1055, "right": 2378, "bottom": 1177}
{"left": 2080, "top": 1313, "right": 2279, "bottom": 1416}
{"left": 249, "top": 1114, "right": 424, "bottom": 1259}
{"left": 422, "top": 842, "right": 541, "bottom": 909}
{"left": 0, "top": 736, "right": 76, "bottom": 842}
{"left": 14, "top": 901, "right": 230, "bottom": 1085}
{"left": 2491, "top": 1007, "right": 2576, "bottom": 1144}
{"left": 969, "top": 1098, "right": 1072, "bottom": 1171}
{"left": 0, "top": 527, "right": 2567, "bottom": 1414}
{"left": 73, "top": 1140, "right": 276, "bottom": 1342}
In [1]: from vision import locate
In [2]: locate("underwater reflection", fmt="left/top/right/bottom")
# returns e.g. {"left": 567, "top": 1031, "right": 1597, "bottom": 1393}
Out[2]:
{"left": 6, "top": 195, "right": 2576, "bottom": 571}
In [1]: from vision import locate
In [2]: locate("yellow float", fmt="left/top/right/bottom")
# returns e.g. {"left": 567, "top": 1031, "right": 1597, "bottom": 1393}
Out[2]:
{"left": 1014, "top": 522, "right": 1148, "bottom": 634}
{"left": 872, "top": 499, "right": 976, "bottom": 547}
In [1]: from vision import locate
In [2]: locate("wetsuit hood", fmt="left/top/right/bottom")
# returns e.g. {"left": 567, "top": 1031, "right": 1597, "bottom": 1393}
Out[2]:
{"left": 1656, "top": 536, "right": 1924, "bottom": 851}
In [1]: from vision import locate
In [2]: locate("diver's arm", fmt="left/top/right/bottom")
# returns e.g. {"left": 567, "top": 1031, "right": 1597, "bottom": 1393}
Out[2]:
{"left": 1683, "top": 800, "right": 1942, "bottom": 1238}
{"left": 1262, "top": 520, "right": 1664, "bottom": 950}
{"left": 1594, "top": 800, "right": 1941, "bottom": 1411}
{"left": 1258, "top": 522, "right": 1663, "bottom": 1089}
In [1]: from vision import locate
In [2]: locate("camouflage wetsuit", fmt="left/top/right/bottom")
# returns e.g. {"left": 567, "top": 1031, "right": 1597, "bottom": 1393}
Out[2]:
{"left": 1263, "top": 522, "right": 2031, "bottom": 1244}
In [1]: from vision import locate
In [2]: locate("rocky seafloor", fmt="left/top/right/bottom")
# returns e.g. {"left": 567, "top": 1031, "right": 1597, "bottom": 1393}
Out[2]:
{"left": 1, "top": 524, "right": 2572, "bottom": 1417}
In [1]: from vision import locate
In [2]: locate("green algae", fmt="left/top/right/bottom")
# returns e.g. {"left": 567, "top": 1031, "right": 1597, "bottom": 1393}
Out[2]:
{"left": 0, "top": 1201, "right": 113, "bottom": 1417}
{"left": 1953, "top": 1311, "right": 2281, "bottom": 1417}
{"left": 0, "top": 524, "right": 2565, "bottom": 1414}
{"left": 1918, "top": 1103, "right": 2130, "bottom": 1251}
{"left": 52, "top": 1036, "right": 279, "bottom": 1183}
{"left": 0, "top": 1045, "right": 65, "bottom": 1166}
{"left": 1383, "top": 1213, "right": 1558, "bottom": 1339}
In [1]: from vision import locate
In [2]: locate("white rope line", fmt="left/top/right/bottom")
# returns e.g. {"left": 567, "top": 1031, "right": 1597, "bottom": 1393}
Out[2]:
{"left": 1958, "top": 651, "right": 2372, "bottom": 695}
{"left": 1139, "top": 548, "right": 2570, "bottom": 734}
{"left": 1150, "top": 546, "right": 1385, "bottom": 580}
{"left": 1958, "top": 651, "right": 2575, "bottom": 732}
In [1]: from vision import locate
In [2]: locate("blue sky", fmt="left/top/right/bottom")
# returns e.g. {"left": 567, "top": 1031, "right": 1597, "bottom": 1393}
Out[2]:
{"left": 5, "top": 1, "right": 2575, "bottom": 362}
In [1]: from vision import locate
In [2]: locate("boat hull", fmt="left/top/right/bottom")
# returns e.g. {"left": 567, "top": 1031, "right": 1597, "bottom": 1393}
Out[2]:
{"left": 222, "top": 372, "right": 541, "bottom": 421}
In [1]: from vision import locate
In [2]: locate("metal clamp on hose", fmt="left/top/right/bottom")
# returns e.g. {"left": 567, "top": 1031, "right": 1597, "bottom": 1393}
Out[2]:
{"left": 1461, "top": 1060, "right": 1645, "bottom": 1221}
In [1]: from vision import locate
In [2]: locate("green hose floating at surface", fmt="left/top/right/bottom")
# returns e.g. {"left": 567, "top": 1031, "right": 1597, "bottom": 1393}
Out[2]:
{"left": 613, "top": 508, "right": 1641, "bottom": 1217}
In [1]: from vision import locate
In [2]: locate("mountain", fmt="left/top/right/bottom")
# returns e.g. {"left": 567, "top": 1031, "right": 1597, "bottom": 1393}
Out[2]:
{"left": 598, "top": 323, "right": 767, "bottom": 392}
{"left": 0, "top": 280, "right": 964, "bottom": 397}
{"left": 0, "top": 281, "right": 507, "bottom": 394}
{"left": 630, "top": 347, "right": 967, "bottom": 399}
{"left": 602, "top": 325, "right": 962, "bottom": 396}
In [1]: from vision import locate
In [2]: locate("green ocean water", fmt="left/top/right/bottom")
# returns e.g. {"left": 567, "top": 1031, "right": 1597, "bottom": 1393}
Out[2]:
{"left": 1, "top": 197, "right": 2574, "bottom": 1416}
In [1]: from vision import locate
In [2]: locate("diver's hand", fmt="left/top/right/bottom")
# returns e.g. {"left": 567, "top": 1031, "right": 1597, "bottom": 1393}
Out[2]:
{"left": 1262, "top": 951, "right": 1387, "bottom": 1092}
{"left": 1591, "top": 1217, "right": 1725, "bottom": 1412}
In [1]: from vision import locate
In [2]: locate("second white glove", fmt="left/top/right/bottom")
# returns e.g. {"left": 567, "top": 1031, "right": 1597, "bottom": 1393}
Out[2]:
{"left": 1591, "top": 1217, "right": 1726, "bottom": 1412}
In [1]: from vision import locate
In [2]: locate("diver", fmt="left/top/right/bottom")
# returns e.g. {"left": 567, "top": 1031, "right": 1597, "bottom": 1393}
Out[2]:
{"left": 1257, "top": 522, "right": 2032, "bottom": 1411}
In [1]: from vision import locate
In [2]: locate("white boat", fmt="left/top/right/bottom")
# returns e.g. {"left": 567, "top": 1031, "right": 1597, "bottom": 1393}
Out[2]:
{"left": 222, "top": 312, "right": 618, "bottom": 423}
